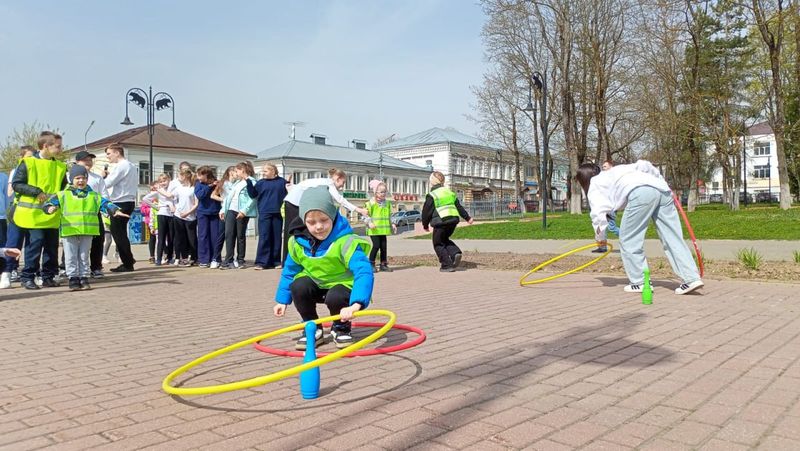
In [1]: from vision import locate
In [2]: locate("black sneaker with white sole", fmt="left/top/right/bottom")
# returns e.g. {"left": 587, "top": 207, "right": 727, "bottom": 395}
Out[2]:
{"left": 295, "top": 327, "right": 324, "bottom": 350}
{"left": 331, "top": 328, "right": 354, "bottom": 349}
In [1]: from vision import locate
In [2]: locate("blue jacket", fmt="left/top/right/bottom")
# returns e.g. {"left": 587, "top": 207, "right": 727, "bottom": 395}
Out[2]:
{"left": 245, "top": 176, "right": 287, "bottom": 215}
{"left": 276, "top": 212, "right": 374, "bottom": 307}
{"left": 194, "top": 181, "right": 221, "bottom": 215}
{"left": 0, "top": 172, "right": 8, "bottom": 219}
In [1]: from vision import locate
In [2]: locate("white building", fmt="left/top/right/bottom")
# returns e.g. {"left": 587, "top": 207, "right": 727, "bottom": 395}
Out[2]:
{"left": 254, "top": 134, "right": 432, "bottom": 214}
{"left": 80, "top": 123, "right": 257, "bottom": 201}
{"left": 707, "top": 121, "right": 780, "bottom": 203}
{"left": 376, "top": 127, "right": 568, "bottom": 205}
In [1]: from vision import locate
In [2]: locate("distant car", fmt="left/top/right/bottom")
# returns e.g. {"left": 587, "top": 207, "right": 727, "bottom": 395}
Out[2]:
{"left": 390, "top": 210, "right": 421, "bottom": 226}
{"left": 739, "top": 192, "right": 754, "bottom": 204}
{"left": 755, "top": 192, "right": 778, "bottom": 203}
{"left": 709, "top": 194, "right": 723, "bottom": 203}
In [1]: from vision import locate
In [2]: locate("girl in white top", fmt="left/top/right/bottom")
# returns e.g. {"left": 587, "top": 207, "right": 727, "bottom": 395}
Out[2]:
{"left": 576, "top": 160, "right": 703, "bottom": 295}
{"left": 165, "top": 169, "right": 198, "bottom": 266}
{"left": 142, "top": 173, "right": 176, "bottom": 265}
{"left": 280, "top": 168, "right": 369, "bottom": 262}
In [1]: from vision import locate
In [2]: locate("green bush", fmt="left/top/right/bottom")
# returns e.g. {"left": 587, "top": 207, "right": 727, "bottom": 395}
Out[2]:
{"left": 793, "top": 250, "right": 800, "bottom": 264}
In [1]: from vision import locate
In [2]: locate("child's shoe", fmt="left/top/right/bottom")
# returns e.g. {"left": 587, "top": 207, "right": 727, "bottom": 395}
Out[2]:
{"left": 148, "top": 257, "right": 155, "bottom": 264}
{"left": 80, "top": 278, "right": 91, "bottom": 290}
{"left": 295, "top": 327, "right": 324, "bottom": 350}
{"left": 331, "top": 327, "right": 354, "bottom": 349}
{"left": 440, "top": 266, "right": 455, "bottom": 273}
{"left": 68, "top": 277, "right": 81, "bottom": 291}
{"left": 623, "top": 283, "right": 652, "bottom": 293}
{"left": 675, "top": 280, "right": 704, "bottom": 295}
{"left": 452, "top": 253, "right": 462, "bottom": 269}
{"left": 0, "top": 272, "right": 11, "bottom": 289}
{"left": 379, "top": 264, "right": 393, "bottom": 272}
{"left": 10, "top": 270, "right": 19, "bottom": 282}
{"left": 179, "top": 259, "right": 191, "bottom": 267}
{"left": 198, "top": 263, "right": 210, "bottom": 268}
{"left": 209, "top": 261, "right": 219, "bottom": 269}
{"left": 592, "top": 246, "right": 608, "bottom": 253}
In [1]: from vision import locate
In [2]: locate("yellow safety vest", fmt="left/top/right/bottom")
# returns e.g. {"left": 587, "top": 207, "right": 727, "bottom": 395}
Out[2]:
{"left": 366, "top": 199, "right": 392, "bottom": 236}
{"left": 57, "top": 189, "right": 101, "bottom": 237}
{"left": 288, "top": 234, "right": 372, "bottom": 289}
{"left": 12, "top": 157, "right": 67, "bottom": 229}
{"left": 429, "top": 186, "right": 458, "bottom": 219}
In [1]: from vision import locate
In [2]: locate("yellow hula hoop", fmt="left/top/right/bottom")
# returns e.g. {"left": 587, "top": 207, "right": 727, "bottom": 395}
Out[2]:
{"left": 519, "top": 243, "right": 613, "bottom": 286}
{"left": 162, "top": 309, "right": 396, "bottom": 396}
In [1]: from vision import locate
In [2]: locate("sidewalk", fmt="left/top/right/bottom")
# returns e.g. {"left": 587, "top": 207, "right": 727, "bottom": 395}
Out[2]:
{"left": 1, "top": 265, "right": 799, "bottom": 450}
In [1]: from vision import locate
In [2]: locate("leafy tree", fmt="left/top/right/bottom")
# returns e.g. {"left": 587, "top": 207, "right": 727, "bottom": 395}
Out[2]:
{"left": 0, "top": 121, "right": 69, "bottom": 173}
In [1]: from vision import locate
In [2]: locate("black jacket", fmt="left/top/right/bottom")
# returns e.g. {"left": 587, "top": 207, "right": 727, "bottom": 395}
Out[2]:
{"left": 421, "top": 184, "right": 471, "bottom": 229}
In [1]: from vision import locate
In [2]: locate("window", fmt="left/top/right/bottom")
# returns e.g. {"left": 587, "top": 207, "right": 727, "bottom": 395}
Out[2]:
{"left": 392, "top": 178, "right": 399, "bottom": 193}
{"left": 712, "top": 182, "right": 719, "bottom": 190}
{"left": 138, "top": 162, "right": 150, "bottom": 185}
{"left": 459, "top": 159, "right": 466, "bottom": 175}
{"left": 753, "top": 164, "right": 770, "bottom": 179}
{"left": 413, "top": 180, "right": 419, "bottom": 194}
{"left": 163, "top": 163, "right": 174, "bottom": 179}
{"left": 525, "top": 166, "right": 535, "bottom": 178}
{"left": 307, "top": 171, "right": 315, "bottom": 179}
{"left": 292, "top": 171, "right": 301, "bottom": 183}
{"left": 357, "top": 176, "right": 364, "bottom": 191}
{"left": 753, "top": 141, "right": 770, "bottom": 156}
{"left": 476, "top": 161, "right": 483, "bottom": 177}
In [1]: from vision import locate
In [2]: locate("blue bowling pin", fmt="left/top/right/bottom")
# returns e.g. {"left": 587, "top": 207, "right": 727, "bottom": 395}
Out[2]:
{"left": 299, "top": 321, "right": 320, "bottom": 399}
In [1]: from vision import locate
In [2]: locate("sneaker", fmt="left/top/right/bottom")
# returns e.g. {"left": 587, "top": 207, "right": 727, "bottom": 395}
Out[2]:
{"left": 35, "top": 276, "right": 43, "bottom": 286}
{"left": 675, "top": 280, "right": 704, "bottom": 295}
{"left": 295, "top": 327, "right": 324, "bottom": 350}
{"left": 237, "top": 263, "right": 246, "bottom": 270}
{"left": 452, "top": 253, "right": 462, "bottom": 269}
{"left": 624, "top": 284, "right": 643, "bottom": 293}
{"left": 218, "top": 264, "right": 231, "bottom": 270}
{"left": 148, "top": 257, "right": 155, "bottom": 264}
{"left": 0, "top": 272, "right": 10, "bottom": 289}
{"left": 21, "top": 280, "right": 39, "bottom": 290}
{"left": 58, "top": 268, "right": 67, "bottom": 278}
{"left": 10, "top": 270, "right": 19, "bottom": 282}
{"left": 592, "top": 246, "right": 608, "bottom": 253}
{"left": 171, "top": 259, "right": 180, "bottom": 266}
{"left": 209, "top": 261, "right": 219, "bottom": 269}
{"left": 41, "top": 278, "right": 59, "bottom": 288}
{"left": 370, "top": 263, "right": 378, "bottom": 273}
{"left": 179, "top": 259, "right": 191, "bottom": 267}
{"left": 101, "top": 256, "right": 110, "bottom": 265}
{"left": 110, "top": 264, "right": 134, "bottom": 273}
{"left": 198, "top": 263, "right": 210, "bottom": 268}
{"left": 233, "top": 261, "right": 240, "bottom": 268}
{"left": 379, "top": 264, "right": 393, "bottom": 272}
{"left": 331, "top": 328, "right": 354, "bottom": 349}
{"left": 90, "top": 269, "right": 104, "bottom": 279}
{"left": 253, "top": 265, "right": 264, "bottom": 270}
{"left": 80, "top": 277, "right": 91, "bottom": 290}
{"left": 68, "top": 277, "right": 81, "bottom": 291}
{"left": 440, "top": 267, "right": 456, "bottom": 273}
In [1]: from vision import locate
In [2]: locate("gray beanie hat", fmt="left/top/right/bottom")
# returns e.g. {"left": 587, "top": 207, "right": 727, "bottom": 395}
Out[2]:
{"left": 69, "top": 164, "right": 89, "bottom": 180}
{"left": 299, "top": 186, "right": 339, "bottom": 221}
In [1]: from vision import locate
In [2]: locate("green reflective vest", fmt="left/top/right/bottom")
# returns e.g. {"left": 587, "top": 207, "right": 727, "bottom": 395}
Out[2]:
{"left": 57, "top": 189, "right": 102, "bottom": 237}
{"left": 288, "top": 234, "right": 372, "bottom": 289}
{"left": 13, "top": 157, "right": 67, "bottom": 229}
{"left": 366, "top": 199, "right": 392, "bottom": 236}
{"left": 429, "top": 186, "right": 458, "bottom": 219}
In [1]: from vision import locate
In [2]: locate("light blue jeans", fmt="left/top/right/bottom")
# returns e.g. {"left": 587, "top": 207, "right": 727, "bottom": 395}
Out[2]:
{"left": 63, "top": 235, "right": 93, "bottom": 279}
{"left": 619, "top": 186, "right": 700, "bottom": 285}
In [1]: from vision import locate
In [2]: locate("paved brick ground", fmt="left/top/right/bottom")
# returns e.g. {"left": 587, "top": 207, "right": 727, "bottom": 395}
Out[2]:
{"left": 2, "top": 259, "right": 800, "bottom": 450}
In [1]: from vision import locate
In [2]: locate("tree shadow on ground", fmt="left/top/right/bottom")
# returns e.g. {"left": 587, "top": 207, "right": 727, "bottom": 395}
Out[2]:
{"left": 0, "top": 272, "right": 181, "bottom": 302}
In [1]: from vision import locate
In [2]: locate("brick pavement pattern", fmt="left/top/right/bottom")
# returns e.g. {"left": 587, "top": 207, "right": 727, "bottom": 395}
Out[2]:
{"left": 1, "top": 263, "right": 800, "bottom": 450}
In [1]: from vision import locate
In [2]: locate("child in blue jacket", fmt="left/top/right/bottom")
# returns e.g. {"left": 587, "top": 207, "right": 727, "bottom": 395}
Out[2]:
{"left": 273, "top": 186, "right": 374, "bottom": 350}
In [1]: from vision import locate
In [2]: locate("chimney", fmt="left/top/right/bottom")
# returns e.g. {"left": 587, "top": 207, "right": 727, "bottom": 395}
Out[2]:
{"left": 352, "top": 139, "right": 367, "bottom": 150}
{"left": 310, "top": 133, "right": 327, "bottom": 145}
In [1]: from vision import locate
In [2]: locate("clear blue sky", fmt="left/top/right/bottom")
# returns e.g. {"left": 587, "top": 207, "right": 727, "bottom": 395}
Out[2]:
{"left": 0, "top": 0, "right": 487, "bottom": 153}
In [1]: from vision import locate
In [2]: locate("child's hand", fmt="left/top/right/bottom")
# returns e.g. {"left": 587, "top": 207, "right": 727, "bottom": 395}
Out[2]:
{"left": 219, "top": 212, "right": 224, "bottom": 221}
{"left": 339, "top": 304, "right": 361, "bottom": 322}
{"left": 273, "top": 304, "right": 286, "bottom": 317}
{"left": 236, "top": 212, "right": 245, "bottom": 219}
{"left": 180, "top": 211, "right": 189, "bottom": 219}
{"left": 114, "top": 211, "right": 131, "bottom": 218}
{"left": 170, "top": 205, "right": 176, "bottom": 213}
{"left": 45, "top": 206, "right": 56, "bottom": 214}
{"left": 467, "top": 218, "right": 474, "bottom": 225}
{"left": 3, "top": 248, "right": 21, "bottom": 259}
{"left": 392, "top": 224, "right": 397, "bottom": 234}
{"left": 36, "top": 193, "right": 48, "bottom": 203}
{"left": 356, "top": 207, "right": 368, "bottom": 216}
{"left": 368, "top": 222, "right": 377, "bottom": 229}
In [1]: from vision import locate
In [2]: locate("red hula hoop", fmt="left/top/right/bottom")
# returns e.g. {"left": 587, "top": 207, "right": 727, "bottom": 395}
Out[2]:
{"left": 254, "top": 322, "right": 426, "bottom": 358}
{"left": 672, "top": 194, "right": 705, "bottom": 277}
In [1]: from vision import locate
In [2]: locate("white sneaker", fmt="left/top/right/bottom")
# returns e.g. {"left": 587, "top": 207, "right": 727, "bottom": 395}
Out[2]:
{"left": 102, "top": 256, "right": 110, "bottom": 265}
{"left": 675, "top": 280, "right": 704, "bottom": 295}
{"left": 0, "top": 272, "right": 11, "bottom": 289}
{"left": 233, "top": 261, "right": 240, "bottom": 268}
{"left": 35, "top": 276, "right": 43, "bottom": 287}
{"left": 623, "top": 284, "right": 648, "bottom": 293}
{"left": 209, "top": 261, "right": 219, "bottom": 269}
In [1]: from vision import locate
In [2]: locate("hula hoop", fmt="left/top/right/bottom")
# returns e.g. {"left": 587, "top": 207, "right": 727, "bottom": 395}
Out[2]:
{"left": 672, "top": 194, "right": 705, "bottom": 277}
{"left": 519, "top": 243, "right": 613, "bottom": 286}
{"left": 253, "top": 322, "right": 426, "bottom": 357}
{"left": 162, "top": 310, "right": 396, "bottom": 396}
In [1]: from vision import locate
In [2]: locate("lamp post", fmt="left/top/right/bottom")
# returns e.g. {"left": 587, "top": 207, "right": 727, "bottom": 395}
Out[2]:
{"left": 121, "top": 86, "right": 178, "bottom": 185}
{"left": 527, "top": 71, "right": 549, "bottom": 230}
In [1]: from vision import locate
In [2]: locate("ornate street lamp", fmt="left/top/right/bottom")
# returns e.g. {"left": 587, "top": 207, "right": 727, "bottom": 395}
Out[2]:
{"left": 121, "top": 87, "right": 178, "bottom": 184}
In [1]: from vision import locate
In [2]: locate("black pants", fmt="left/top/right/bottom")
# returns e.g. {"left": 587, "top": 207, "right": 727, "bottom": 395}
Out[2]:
{"left": 432, "top": 223, "right": 461, "bottom": 269}
{"left": 148, "top": 230, "right": 156, "bottom": 258}
{"left": 174, "top": 218, "right": 197, "bottom": 261}
{"left": 282, "top": 201, "right": 299, "bottom": 263}
{"left": 22, "top": 228, "right": 60, "bottom": 282}
{"left": 90, "top": 213, "right": 104, "bottom": 271}
{"left": 110, "top": 201, "right": 135, "bottom": 268}
{"left": 156, "top": 215, "right": 174, "bottom": 263}
{"left": 223, "top": 210, "right": 249, "bottom": 265}
{"left": 290, "top": 277, "right": 351, "bottom": 332}
{"left": 369, "top": 235, "right": 388, "bottom": 264}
